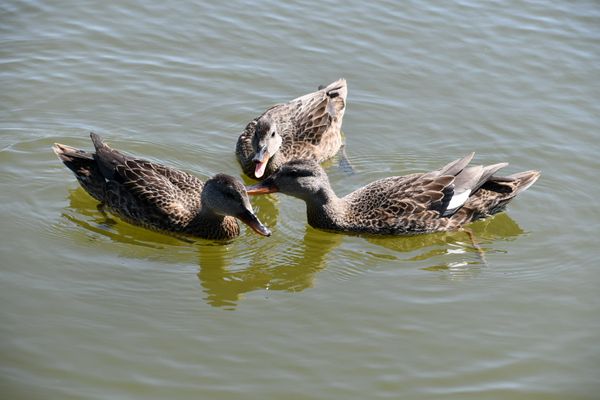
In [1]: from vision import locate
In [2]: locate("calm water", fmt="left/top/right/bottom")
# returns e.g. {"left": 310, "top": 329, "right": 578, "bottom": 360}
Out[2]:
{"left": 1, "top": 1, "right": 599, "bottom": 399}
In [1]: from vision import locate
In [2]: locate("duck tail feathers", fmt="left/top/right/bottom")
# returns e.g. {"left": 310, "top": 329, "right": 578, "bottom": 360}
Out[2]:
{"left": 52, "top": 142, "right": 105, "bottom": 201}
{"left": 53, "top": 143, "right": 94, "bottom": 170}
{"left": 322, "top": 78, "right": 347, "bottom": 101}
{"left": 473, "top": 162, "right": 509, "bottom": 192}
{"left": 503, "top": 170, "right": 541, "bottom": 195}
{"left": 438, "top": 152, "right": 475, "bottom": 177}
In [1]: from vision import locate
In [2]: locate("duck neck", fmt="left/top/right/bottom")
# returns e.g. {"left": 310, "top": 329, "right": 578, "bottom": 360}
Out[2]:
{"left": 187, "top": 207, "right": 240, "bottom": 240}
{"left": 304, "top": 186, "right": 346, "bottom": 231}
{"left": 266, "top": 149, "right": 285, "bottom": 177}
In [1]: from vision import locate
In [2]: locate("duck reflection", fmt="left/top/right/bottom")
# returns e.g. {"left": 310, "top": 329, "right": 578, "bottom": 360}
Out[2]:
{"left": 62, "top": 187, "right": 526, "bottom": 307}
{"left": 62, "top": 188, "right": 192, "bottom": 249}
{"left": 365, "top": 212, "right": 525, "bottom": 279}
{"left": 365, "top": 212, "right": 523, "bottom": 253}
{"left": 197, "top": 226, "right": 342, "bottom": 309}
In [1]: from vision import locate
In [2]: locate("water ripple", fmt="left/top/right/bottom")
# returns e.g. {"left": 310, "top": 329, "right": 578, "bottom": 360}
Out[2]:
{"left": 2, "top": 0, "right": 599, "bottom": 398}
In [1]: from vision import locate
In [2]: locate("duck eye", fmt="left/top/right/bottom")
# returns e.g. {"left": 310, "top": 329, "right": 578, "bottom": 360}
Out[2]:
{"left": 270, "top": 131, "right": 275, "bottom": 138}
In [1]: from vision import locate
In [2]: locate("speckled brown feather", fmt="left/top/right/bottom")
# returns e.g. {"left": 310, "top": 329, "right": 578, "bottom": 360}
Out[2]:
{"left": 237, "top": 79, "right": 347, "bottom": 179}
{"left": 251, "top": 156, "right": 540, "bottom": 235}
{"left": 54, "top": 134, "right": 250, "bottom": 240}
{"left": 339, "top": 173, "right": 461, "bottom": 234}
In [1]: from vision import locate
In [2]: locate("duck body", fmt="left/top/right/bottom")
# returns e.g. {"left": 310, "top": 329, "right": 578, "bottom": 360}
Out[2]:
{"left": 236, "top": 78, "right": 347, "bottom": 180}
{"left": 247, "top": 155, "right": 540, "bottom": 235}
{"left": 54, "top": 133, "right": 270, "bottom": 240}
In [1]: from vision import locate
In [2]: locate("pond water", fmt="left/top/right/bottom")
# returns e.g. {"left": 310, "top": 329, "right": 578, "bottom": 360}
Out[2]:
{"left": 1, "top": 1, "right": 599, "bottom": 399}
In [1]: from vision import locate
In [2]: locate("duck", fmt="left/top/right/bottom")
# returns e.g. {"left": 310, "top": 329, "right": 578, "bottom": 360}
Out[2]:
{"left": 236, "top": 78, "right": 347, "bottom": 180}
{"left": 53, "top": 133, "right": 271, "bottom": 240}
{"left": 246, "top": 154, "right": 540, "bottom": 235}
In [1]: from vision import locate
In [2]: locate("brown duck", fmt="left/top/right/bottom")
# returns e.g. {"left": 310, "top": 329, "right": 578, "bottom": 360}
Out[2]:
{"left": 247, "top": 154, "right": 540, "bottom": 235}
{"left": 53, "top": 133, "right": 271, "bottom": 240}
{"left": 236, "top": 78, "right": 347, "bottom": 180}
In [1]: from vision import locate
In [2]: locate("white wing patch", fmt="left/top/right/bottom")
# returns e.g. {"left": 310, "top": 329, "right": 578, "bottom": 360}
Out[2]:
{"left": 447, "top": 189, "right": 471, "bottom": 211}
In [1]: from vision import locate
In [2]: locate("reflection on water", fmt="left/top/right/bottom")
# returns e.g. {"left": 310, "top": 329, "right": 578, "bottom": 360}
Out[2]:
{"left": 197, "top": 227, "right": 342, "bottom": 309}
{"left": 4, "top": 0, "right": 595, "bottom": 396}
{"left": 365, "top": 213, "right": 523, "bottom": 255}
{"left": 61, "top": 188, "right": 194, "bottom": 249}
{"left": 367, "top": 212, "right": 525, "bottom": 279}
{"left": 61, "top": 187, "right": 526, "bottom": 307}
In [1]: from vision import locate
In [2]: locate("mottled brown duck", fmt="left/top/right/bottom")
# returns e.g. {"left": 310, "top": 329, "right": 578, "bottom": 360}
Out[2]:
{"left": 247, "top": 154, "right": 540, "bottom": 235}
{"left": 236, "top": 78, "right": 347, "bottom": 180}
{"left": 53, "top": 133, "right": 271, "bottom": 240}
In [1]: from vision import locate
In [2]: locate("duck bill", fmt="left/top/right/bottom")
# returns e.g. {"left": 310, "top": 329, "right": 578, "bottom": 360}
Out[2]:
{"left": 237, "top": 209, "right": 271, "bottom": 237}
{"left": 252, "top": 147, "right": 270, "bottom": 179}
{"left": 245, "top": 180, "right": 278, "bottom": 195}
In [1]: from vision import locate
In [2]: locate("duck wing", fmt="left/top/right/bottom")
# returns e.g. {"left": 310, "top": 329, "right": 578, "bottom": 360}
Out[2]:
{"left": 342, "top": 154, "right": 505, "bottom": 233}
{"left": 343, "top": 173, "right": 455, "bottom": 233}
{"left": 90, "top": 133, "right": 202, "bottom": 226}
{"left": 292, "top": 79, "right": 347, "bottom": 145}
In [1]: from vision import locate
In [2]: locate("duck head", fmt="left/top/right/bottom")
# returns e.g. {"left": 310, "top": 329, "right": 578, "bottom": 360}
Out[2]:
{"left": 203, "top": 174, "right": 271, "bottom": 236}
{"left": 252, "top": 116, "right": 282, "bottom": 178}
{"left": 246, "top": 160, "right": 329, "bottom": 200}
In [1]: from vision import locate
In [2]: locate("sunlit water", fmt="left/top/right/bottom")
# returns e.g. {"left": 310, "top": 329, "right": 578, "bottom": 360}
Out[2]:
{"left": 1, "top": 1, "right": 599, "bottom": 399}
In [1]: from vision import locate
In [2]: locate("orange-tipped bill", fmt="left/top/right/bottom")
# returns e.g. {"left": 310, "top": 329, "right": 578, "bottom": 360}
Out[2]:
{"left": 253, "top": 152, "right": 270, "bottom": 179}
{"left": 245, "top": 181, "right": 278, "bottom": 195}
{"left": 237, "top": 209, "right": 271, "bottom": 236}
